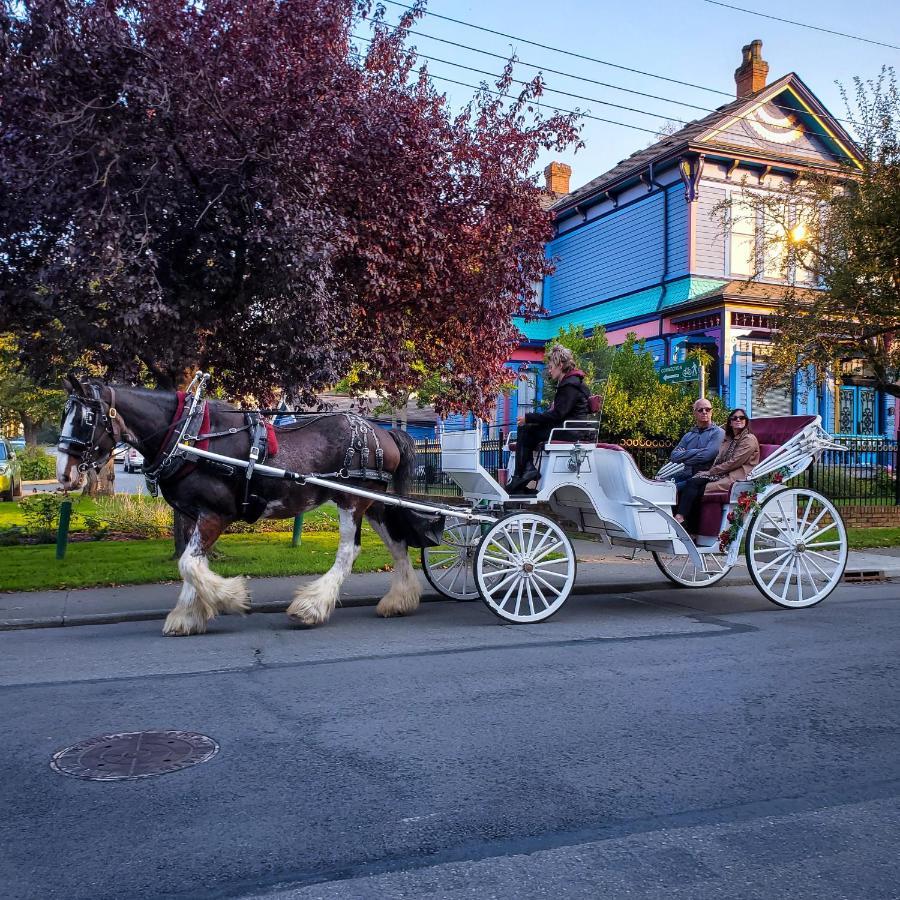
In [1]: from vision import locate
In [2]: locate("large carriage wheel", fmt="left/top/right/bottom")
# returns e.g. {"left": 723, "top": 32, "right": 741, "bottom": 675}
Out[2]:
{"left": 746, "top": 488, "right": 848, "bottom": 608}
{"left": 652, "top": 546, "right": 732, "bottom": 588}
{"left": 474, "top": 513, "right": 576, "bottom": 623}
{"left": 421, "top": 516, "right": 482, "bottom": 601}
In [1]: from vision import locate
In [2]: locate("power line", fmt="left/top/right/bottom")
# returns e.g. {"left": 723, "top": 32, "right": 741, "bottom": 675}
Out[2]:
{"left": 360, "top": 30, "right": 859, "bottom": 163}
{"left": 381, "top": 0, "right": 733, "bottom": 97}
{"left": 379, "top": 2, "right": 868, "bottom": 133}
{"left": 702, "top": 0, "right": 900, "bottom": 51}
{"left": 390, "top": 26, "right": 714, "bottom": 113}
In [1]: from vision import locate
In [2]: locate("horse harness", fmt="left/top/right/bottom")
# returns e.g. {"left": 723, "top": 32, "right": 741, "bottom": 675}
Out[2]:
{"left": 62, "top": 382, "right": 392, "bottom": 521}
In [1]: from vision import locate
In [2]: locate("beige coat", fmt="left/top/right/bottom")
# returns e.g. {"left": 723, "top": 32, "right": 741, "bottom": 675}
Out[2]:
{"left": 698, "top": 431, "right": 760, "bottom": 493}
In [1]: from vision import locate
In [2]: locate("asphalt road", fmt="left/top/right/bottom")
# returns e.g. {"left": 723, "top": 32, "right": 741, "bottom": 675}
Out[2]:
{"left": 1, "top": 581, "right": 898, "bottom": 900}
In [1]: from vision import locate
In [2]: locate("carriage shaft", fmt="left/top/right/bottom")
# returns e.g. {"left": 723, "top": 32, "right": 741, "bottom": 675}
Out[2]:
{"left": 176, "top": 443, "right": 496, "bottom": 523}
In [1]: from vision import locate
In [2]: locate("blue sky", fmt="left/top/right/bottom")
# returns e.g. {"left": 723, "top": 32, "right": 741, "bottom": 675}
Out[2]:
{"left": 368, "top": 0, "right": 900, "bottom": 191}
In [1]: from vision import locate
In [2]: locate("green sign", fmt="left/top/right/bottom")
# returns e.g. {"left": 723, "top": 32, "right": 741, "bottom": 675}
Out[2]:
{"left": 658, "top": 360, "right": 701, "bottom": 384}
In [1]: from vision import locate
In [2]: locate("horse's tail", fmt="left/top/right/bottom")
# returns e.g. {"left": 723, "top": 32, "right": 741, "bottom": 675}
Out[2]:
{"left": 381, "top": 428, "right": 443, "bottom": 549}
{"left": 387, "top": 428, "right": 417, "bottom": 496}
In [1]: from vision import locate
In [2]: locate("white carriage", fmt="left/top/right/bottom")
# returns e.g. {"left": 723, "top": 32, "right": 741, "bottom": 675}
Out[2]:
{"left": 422, "top": 415, "right": 849, "bottom": 623}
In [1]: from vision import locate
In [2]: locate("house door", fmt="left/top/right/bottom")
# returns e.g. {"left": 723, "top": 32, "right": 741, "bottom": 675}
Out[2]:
{"left": 838, "top": 386, "right": 877, "bottom": 435}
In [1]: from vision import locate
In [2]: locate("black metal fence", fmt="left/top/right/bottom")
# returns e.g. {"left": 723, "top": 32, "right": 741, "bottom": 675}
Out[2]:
{"left": 411, "top": 435, "right": 900, "bottom": 506}
{"left": 807, "top": 437, "right": 899, "bottom": 506}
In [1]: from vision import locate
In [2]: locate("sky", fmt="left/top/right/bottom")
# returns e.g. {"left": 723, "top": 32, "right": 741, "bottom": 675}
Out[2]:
{"left": 364, "top": 0, "right": 900, "bottom": 192}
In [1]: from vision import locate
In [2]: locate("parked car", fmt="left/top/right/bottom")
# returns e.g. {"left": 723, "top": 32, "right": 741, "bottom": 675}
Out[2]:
{"left": 123, "top": 446, "right": 145, "bottom": 474}
{"left": 9, "top": 438, "right": 26, "bottom": 453}
{"left": 0, "top": 438, "right": 23, "bottom": 501}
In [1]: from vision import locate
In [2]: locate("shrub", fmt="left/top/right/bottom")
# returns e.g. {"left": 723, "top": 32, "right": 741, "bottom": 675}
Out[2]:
{"left": 93, "top": 494, "right": 173, "bottom": 538}
{"left": 0, "top": 524, "right": 27, "bottom": 545}
{"left": 17, "top": 493, "right": 64, "bottom": 541}
{"left": 17, "top": 446, "right": 56, "bottom": 480}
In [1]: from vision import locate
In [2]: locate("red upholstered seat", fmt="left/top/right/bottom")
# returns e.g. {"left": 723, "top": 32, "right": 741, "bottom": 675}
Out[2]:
{"left": 692, "top": 416, "right": 816, "bottom": 536}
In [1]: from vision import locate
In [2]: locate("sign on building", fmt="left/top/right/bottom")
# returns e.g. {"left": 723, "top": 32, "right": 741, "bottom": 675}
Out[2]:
{"left": 658, "top": 360, "right": 701, "bottom": 384}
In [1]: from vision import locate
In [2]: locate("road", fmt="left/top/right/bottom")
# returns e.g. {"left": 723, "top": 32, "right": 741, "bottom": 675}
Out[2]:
{"left": 1, "top": 580, "right": 898, "bottom": 899}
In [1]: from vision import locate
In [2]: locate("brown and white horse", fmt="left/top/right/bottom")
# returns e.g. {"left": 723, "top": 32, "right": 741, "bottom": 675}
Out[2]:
{"left": 57, "top": 376, "right": 426, "bottom": 636}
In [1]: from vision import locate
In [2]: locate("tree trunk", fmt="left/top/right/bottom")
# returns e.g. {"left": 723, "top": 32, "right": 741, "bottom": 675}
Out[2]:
{"left": 21, "top": 414, "right": 39, "bottom": 446}
{"left": 81, "top": 458, "right": 116, "bottom": 497}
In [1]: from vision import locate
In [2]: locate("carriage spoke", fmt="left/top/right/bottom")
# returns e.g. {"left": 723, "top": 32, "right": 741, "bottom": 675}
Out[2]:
{"left": 802, "top": 552, "right": 833, "bottom": 580}
{"left": 484, "top": 554, "right": 517, "bottom": 567}
{"left": 752, "top": 549, "right": 791, "bottom": 575}
{"left": 764, "top": 553, "right": 795, "bottom": 591}
{"left": 775, "top": 497, "right": 798, "bottom": 539}
{"left": 531, "top": 541, "right": 564, "bottom": 564}
{"left": 525, "top": 580, "right": 536, "bottom": 617}
{"left": 531, "top": 578, "right": 550, "bottom": 608}
{"left": 805, "top": 548, "right": 843, "bottom": 565}
{"left": 532, "top": 565, "right": 569, "bottom": 579}
{"left": 498, "top": 576, "right": 522, "bottom": 610}
{"left": 804, "top": 539, "right": 842, "bottom": 549}
{"left": 531, "top": 572, "right": 564, "bottom": 596}
{"left": 803, "top": 521, "right": 837, "bottom": 544}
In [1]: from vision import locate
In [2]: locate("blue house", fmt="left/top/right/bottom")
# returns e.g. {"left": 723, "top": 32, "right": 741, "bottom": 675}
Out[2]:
{"left": 503, "top": 40, "right": 895, "bottom": 439}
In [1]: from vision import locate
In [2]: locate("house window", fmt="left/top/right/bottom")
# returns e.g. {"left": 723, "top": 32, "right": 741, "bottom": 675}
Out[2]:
{"left": 762, "top": 213, "right": 787, "bottom": 279}
{"left": 730, "top": 194, "right": 756, "bottom": 276}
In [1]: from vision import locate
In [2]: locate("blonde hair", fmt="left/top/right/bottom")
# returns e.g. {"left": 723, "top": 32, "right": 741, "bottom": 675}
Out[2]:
{"left": 547, "top": 344, "right": 576, "bottom": 373}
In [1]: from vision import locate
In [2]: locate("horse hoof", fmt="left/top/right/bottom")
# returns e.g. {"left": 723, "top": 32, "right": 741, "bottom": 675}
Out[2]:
{"left": 162, "top": 610, "right": 208, "bottom": 636}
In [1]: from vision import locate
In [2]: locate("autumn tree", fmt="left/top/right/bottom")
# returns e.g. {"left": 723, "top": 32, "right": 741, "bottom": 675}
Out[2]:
{"left": 727, "top": 69, "right": 900, "bottom": 401}
{"left": 0, "top": 0, "right": 579, "bottom": 414}
{"left": 0, "top": 335, "right": 66, "bottom": 444}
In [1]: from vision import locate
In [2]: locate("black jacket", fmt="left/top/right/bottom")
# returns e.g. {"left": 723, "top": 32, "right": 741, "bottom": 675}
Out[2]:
{"left": 526, "top": 370, "right": 591, "bottom": 426}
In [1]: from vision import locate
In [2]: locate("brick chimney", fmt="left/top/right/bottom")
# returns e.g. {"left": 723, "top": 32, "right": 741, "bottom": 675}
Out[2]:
{"left": 734, "top": 39, "right": 768, "bottom": 98}
{"left": 544, "top": 161, "right": 572, "bottom": 195}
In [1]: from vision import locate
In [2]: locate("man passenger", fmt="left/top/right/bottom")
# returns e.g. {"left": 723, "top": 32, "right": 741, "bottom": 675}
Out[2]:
{"left": 668, "top": 399, "right": 724, "bottom": 487}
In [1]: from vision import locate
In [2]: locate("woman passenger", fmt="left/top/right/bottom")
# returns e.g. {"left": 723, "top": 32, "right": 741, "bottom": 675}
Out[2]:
{"left": 673, "top": 407, "right": 760, "bottom": 532}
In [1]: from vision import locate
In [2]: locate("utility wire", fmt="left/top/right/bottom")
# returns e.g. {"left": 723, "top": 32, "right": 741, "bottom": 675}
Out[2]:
{"left": 702, "top": 0, "right": 900, "bottom": 51}
{"left": 378, "top": 2, "right": 869, "bottom": 132}
{"left": 359, "top": 31, "right": 859, "bottom": 164}
{"left": 381, "top": 0, "right": 733, "bottom": 97}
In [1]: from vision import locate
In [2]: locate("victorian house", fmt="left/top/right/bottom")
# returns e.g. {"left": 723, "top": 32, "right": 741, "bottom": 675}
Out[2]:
{"left": 498, "top": 41, "right": 893, "bottom": 439}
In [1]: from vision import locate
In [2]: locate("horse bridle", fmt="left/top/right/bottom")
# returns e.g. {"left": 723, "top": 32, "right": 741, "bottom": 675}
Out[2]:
{"left": 58, "top": 385, "right": 126, "bottom": 473}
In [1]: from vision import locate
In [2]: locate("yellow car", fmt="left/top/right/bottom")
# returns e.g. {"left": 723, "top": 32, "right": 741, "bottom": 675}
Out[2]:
{"left": 0, "top": 438, "right": 23, "bottom": 501}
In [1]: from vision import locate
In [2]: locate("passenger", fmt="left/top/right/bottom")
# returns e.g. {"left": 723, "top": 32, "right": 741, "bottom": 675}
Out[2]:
{"left": 507, "top": 345, "right": 590, "bottom": 494}
{"left": 668, "top": 398, "right": 725, "bottom": 488}
{"left": 674, "top": 408, "right": 760, "bottom": 531}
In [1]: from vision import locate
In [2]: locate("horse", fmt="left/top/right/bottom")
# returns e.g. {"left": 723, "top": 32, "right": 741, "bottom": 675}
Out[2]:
{"left": 56, "top": 375, "right": 434, "bottom": 636}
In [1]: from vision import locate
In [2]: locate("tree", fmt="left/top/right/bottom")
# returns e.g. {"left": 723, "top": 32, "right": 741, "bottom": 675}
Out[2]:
{"left": 723, "top": 68, "right": 900, "bottom": 401}
{"left": 0, "top": 334, "right": 66, "bottom": 444}
{"left": 0, "top": 0, "right": 580, "bottom": 415}
{"left": 540, "top": 326, "right": 725, "bottom": 440}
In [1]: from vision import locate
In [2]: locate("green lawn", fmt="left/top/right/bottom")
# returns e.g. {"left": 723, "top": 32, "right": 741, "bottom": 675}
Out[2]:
{"left": 847, "top": 527, "right": 900, "bottom": 549}
{"left": 0, "top": 530, "right": 400, "bottom": 592}
{"left": 0, "top": 496, "right": 102, "bottom": 529}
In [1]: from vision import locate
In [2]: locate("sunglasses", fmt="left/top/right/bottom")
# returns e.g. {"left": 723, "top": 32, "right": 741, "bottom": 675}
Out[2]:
{"left": 695, "top": 407, "right": 712, "bottom": 413}
{"left": 730, "top": 415, "right": 747, "bottom": 421}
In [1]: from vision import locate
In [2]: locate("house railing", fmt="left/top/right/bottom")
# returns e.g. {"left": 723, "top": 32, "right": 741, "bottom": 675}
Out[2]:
{"left": 411, "top": 435, "right": 900, "bottom": 506}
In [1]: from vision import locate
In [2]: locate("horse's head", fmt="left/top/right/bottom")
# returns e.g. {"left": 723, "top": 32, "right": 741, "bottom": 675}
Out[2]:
{"left": 57, "top": 374, "right": 120, "bottom": 490}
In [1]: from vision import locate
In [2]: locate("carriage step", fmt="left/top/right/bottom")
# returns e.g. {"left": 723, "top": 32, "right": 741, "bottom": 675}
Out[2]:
{"left": 843, "top": 570, "right": 887, "bottom": 584}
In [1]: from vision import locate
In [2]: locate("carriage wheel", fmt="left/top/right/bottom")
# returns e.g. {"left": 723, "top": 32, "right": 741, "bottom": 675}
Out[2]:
{"left": 746, "top": 488, "right": 847, "bottom": 609}
{"left": 421, "top": 516, "right": 482, "bottom": 601}
{"left": 474, "top": 513, "right": 576, "bottom": 623}
{"left": 652, "top": 546, "right": 732, "bottom": 587}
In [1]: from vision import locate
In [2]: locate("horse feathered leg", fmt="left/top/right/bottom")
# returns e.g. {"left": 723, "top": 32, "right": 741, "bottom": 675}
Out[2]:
{"left": 287, "top": 505, "right": 360, "bottom": 626}
{"left": 163, "top": 514, "right": 249, "bottom": 636}
{"left": 366, "top": 516, "right": 421, "bottom": 618}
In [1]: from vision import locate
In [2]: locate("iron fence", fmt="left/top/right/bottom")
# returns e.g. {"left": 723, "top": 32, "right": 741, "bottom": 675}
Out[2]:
{"left": 807, "top": 436, "right": 898, "bottom": 506}
{"left": 411, "top": 434, "right": 900, "bottom": 506}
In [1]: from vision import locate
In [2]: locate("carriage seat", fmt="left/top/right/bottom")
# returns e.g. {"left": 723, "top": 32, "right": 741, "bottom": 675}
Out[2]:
{"left": 694, "top": 415, "right": 816, "bottom": 536}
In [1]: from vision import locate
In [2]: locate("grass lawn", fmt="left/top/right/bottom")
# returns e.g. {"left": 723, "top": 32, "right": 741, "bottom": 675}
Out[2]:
{"left": 0, "top": 496, "right": 103, "bottom": 530}
{"left": 847, "top": 527, "right": 900, "bottom": 549}
{"left": 0, "top": 530, "right": 400, "bottom": 592}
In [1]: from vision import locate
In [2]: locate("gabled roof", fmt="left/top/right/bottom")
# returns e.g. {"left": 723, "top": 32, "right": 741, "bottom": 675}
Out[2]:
{"left": 553, "top": 73, "right": 863, "bottom": 215}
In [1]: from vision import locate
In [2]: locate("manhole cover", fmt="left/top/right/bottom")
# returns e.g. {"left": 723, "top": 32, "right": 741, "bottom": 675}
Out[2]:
{"left": 51, "top": 730, "right": 218, "bottom": 781}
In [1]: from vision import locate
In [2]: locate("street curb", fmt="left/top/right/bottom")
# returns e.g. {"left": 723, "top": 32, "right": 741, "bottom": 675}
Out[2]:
{"left": 1, "top": 567, "right": 895, "bottom": 632}
{"left": 0, "top": 576, "right": 758, "bottom": 631}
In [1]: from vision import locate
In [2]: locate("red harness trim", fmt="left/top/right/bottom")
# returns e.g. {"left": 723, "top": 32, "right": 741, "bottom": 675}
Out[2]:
{"left": 264, "top": 420, "right": 278, "bottom": 458}
{"left": 147, "top": 391, "right": 211, "bottom": 479}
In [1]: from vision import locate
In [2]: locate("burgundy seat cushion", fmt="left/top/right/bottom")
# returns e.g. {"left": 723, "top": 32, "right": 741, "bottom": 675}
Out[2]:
{"left": 759, "top": 443, "right": 780, "bottom": 461}
{"left": 750, "top": 415, "right": 815, "bottom": 447}
{"left": 698, "top": 489, "right": 729, "bottom": 537}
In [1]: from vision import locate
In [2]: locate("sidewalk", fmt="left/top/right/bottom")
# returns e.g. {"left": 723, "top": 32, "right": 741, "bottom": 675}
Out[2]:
{"left": 2, "top": 540, "right": 898, "bottom": 631}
